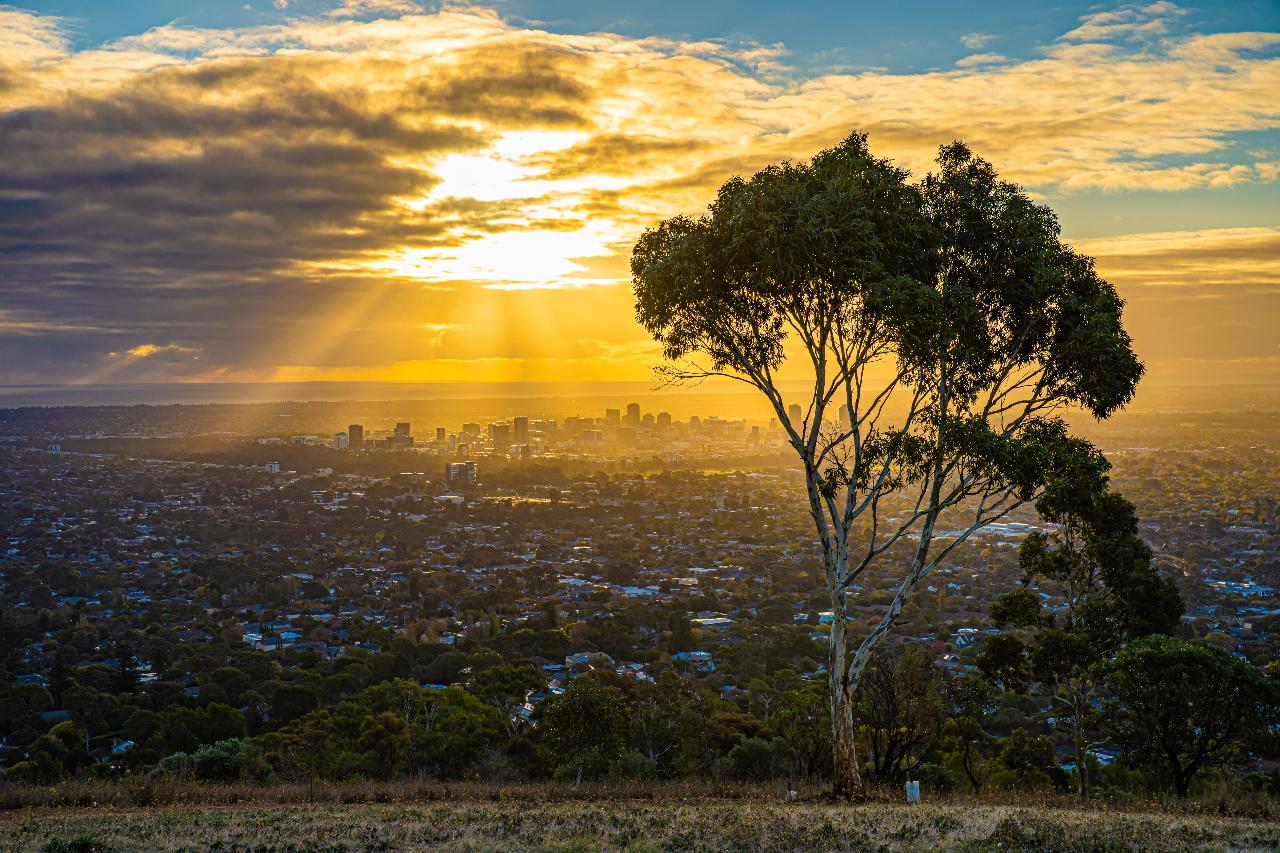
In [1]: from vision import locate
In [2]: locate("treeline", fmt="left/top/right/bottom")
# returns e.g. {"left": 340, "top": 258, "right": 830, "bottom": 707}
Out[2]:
{"left": 5, "top": 638, "right": 1277, "bottom": 801}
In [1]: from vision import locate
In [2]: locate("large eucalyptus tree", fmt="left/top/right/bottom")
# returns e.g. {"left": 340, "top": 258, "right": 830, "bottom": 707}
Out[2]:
{"left": 631, "top": 132, "right": 1143, "bottom": 798}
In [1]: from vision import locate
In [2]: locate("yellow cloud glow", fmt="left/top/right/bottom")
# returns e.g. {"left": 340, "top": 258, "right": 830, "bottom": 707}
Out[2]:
{"left": 0, "top": 3, "right": 1277, "bottom": 386}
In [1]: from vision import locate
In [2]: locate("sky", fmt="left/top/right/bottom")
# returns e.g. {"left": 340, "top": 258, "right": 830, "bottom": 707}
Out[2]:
{"left": 0, "top": 0, "right": 1277, "bottom": 393}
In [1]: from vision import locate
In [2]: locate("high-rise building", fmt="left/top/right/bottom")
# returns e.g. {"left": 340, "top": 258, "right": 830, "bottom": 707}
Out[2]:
{"left": 642, "top": 413, "right": 655, "bottom": 427}
{"left": 394, "top": 422, "right": 411, "bottom": 437}
{"left": 625, "top": 402, "right": 640, "bottom": 427}
{"left": 333, "top": 431, "right": 349, "bottom": 449}
{"left": 839, "top": 405, "right": 852, "bottom": 429}
{"left": 513, "top": 416, "right": 529, "bottom": 445}
{"left": 444, "top": 460, "right": 477, "bottom": 488}
{"left": 489, "top": 422, "right": 511, "bottom": 453}
{"left": 436, "top": 427, "right": 446, "bottom": 442}
{"left": 347, "top": 424, "right": 364, "bottom": 450}
{"left": 656, "top": 411, "right": 672, "bottom": 430}
{"left": 787, "top": 404, "right": 802, "bottom": 429}
{"left": 604, "top": 408, "right": 621, "bottom": 426}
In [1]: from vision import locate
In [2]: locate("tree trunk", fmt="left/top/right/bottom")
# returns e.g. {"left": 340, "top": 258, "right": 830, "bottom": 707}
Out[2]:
{"left": 831, "top": 686, "right": 863, "bottom": 799}
{"left": 829, "top": 614, "right": 864, "bottom": 800}
{"left": 1074, "top": 739, "right": 1090, "bottom": 801}
{"left": 1071, "top": 706, "right": 1090, "bottom": 801}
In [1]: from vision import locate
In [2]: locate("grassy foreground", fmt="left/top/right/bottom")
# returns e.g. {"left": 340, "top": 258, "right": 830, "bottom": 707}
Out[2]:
{"left": 4, "top": 798, "right": 1280, "bottom": 853}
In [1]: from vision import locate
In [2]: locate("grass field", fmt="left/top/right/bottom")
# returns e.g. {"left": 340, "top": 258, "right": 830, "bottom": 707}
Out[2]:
{"left": 5, "top": 798, "right": 1280, "bottom": 853}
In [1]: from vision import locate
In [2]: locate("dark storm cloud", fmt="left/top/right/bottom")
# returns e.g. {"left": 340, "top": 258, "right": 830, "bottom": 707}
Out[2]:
{"left": 0, "top": 38, "right": 604, "bottom": 381}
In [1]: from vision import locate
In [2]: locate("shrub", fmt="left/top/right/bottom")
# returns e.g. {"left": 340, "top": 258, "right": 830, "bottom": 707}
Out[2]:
{"left": 190, "top": 738, "right": 270, "bottom": 783}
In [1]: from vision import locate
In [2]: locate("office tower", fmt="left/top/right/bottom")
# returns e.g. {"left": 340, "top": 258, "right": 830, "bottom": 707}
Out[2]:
{"left": 604, "top": 408, "right": 621, "bottom": 426}
{"left": 689, "top": 415, "right": 702, "bottom": 430}
{"left": 514, "top": 415, "right": 529, "bottom": 444}
{"left": 489, "top": 422, "right": 511, "bottom": 453}
{"left": 625, "top": 402, "right": 640, "bottom": 427}
{"left": 436, "top": 427, "right": 446, "bottom": 442}
{"left": 394, "top": 422, "right": 411, "bottom": 437}
{"left": 444, "top": 460, "right": 477, "bottom": 488}
{"left": 839, "top": 405, "right": 851, "bottom": 429}
{"left": 656, "top": 411, "right": 672, "bottom": 430}
{"left": 333, "top": 432, "right": 349, "bottom": 450}
{"left": 787, "top": 404, "right": 802, "bottom": 429}
{"left": 348, "top": 424, "right": 364, "bottom": 450}
{"left": 750, "top": 426, "right": 760, "bottom": 445}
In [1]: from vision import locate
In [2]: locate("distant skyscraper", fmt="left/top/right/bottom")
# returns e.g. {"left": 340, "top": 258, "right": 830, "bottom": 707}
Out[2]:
{"left": 839, "top": 405, "right": 851, "bottom": 429}
{"left": 394, "top": 422, "right": 411, "bottom": 437}
{"left": 787, "top": 404, "right": 802, "bottom": 429}
{"left": 489, "top": 422, "right": 511, "bottom": 453}
{"left": 347, "top": 424, "right": 364, "bottom": 450}
{"left": 444, "top": 460, "right": 477, "bottom": 488}
{"left": 514, "top": 415, "right": 529, "bottom": 444}
{"left": 642, "top": 413, "right": 655, "bottom": 427}
{"left": 333, "top": 431, "right": 348, "bottom": 449}
{"left": 436, "top": 427, "right": 446, "bottom": 442}
{"left": 656, "top": 412, "right": 671, "bottom": 430}
{"left": 462, "top": 422, "right": 480, "bottom": 436}
{"left": 604, "top": 408, "right": 621, "bottom": 426}
{"left": 625, "top": 402, "right": 640, "bottom": 427}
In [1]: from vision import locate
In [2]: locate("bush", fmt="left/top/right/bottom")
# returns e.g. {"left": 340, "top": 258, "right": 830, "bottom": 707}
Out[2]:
{"left": 151, "top": 751, "right": 192, "bottom": 780}
{"left": 607, "top": 750, "right": 658, "bottom": 782}
{"left": 6, "top": 750, "right": 64, "bottom": 785}
{"left": 190, "top": 739, "right": 270, "bottom": 783}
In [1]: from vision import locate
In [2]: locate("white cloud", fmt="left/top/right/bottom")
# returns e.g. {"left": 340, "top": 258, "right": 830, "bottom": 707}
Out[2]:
{"left": 328, "top": 0, "right": 423, "bottom": 18}
{"left": 1061, "top": 1, "right": 1188, "bottom": 42}
{"left": 956, "top": 52, "right": 1007, "bottom": 67}
{"left": 961, "top": 33, "right": 996, "bottom": 50}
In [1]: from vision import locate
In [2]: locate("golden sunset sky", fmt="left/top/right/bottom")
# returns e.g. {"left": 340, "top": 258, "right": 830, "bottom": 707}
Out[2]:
{"left": 0, "top": 1, "right": 1277, "bottom": 390}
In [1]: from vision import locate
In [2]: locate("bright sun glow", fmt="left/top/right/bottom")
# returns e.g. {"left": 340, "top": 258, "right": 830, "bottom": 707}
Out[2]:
{"left": 378, "top": 220, "right": 622, "bottom": 288}
{"left": 381, "top": 130, "right": 632, "bottom": 287}
{"left": 423, "top": 130, "right": 587, "bottom": 203}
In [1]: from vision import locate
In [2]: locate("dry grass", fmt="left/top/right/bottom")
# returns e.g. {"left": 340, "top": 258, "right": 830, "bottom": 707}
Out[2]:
{"left": 2, "top": 788, "right": 1279, "bottom": 853}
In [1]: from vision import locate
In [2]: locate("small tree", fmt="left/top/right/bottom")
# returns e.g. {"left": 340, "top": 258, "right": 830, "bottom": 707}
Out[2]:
{"left": 1096, "top": 635, "right": 1280, "bottom": 798}
{"left": 859, "top": 646, "right": 946, "bottom": 779}
{"left": 539, "top": 675, "right": 627, "bottom": 784}
{"left": 358, "top": 711, "right": 410, "bottom": 778}
{"left": 940, "top": 672, "right": 999, "bottom": 793}
{"left": 979, "top": 488, "right": 1182, "bottom": 799}
{"left": 632, "top": 132, "right": 1141, "bottom": 797}
{"left": 471, "top": 664, "right": 543, "bottom": 736}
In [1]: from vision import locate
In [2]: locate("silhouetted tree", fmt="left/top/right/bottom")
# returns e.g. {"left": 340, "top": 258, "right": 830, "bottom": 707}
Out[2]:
{"left": 632, "top": 132, "right": 1142, "bottom": 797}
{"left": 1097, "top": 635, "right": 1280, "bottom": 798}
{"left": 979, "top": 487, "right": 1182, "bottom": 799}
